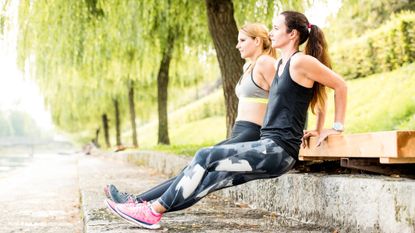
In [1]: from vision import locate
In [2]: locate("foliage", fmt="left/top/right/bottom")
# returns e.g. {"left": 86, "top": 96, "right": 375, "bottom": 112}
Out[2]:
{"left": 233, "top": 0, "right": 309, "bottom": 27}
{"left": 16, "top": 0, "right": 213, "bottom": 138}
{"left": 0, "top": 110, "right": 42, "bottom": 137}
{"left": 15, "top": 0, "right": 312, "bottom": 145}
{"left": 0, "top": 0, "right": 12, "bottom": 36}
{"left": 330, "top": 12, "right": 415, "bottom": 79}
{"left": 325, "top": 0, "right": 415, "bottom": 43}
{"left": 0, "top": 111, "right": 12, "bottom": 136}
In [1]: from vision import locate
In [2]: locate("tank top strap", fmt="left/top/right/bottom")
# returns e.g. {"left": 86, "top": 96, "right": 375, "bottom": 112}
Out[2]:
{"left": 275, "top": 59, "right": 283, "bottom": 77}
{"left": 276, "top": 51, "right": 300, "bottom": 78}
{"left": 250, "top": 64, "right": 266, "bottom": 91}
{"left": 238, "top": 63, "right": 253, "bottom": 84}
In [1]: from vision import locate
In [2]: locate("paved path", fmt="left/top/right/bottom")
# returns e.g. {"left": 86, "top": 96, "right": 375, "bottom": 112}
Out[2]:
{"left": 0, "top": 153, "right": 81, "bottom": 233}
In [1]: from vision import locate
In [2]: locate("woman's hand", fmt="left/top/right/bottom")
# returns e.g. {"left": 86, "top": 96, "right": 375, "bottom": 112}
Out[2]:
{"left": 302, "top": 129, "right": 342, "bottom": 148}
{"left": 302, "top": 130, "right": 319, "bottom": 148}
{"left": 315, "top": 129, "right": 342, "bottom": 147}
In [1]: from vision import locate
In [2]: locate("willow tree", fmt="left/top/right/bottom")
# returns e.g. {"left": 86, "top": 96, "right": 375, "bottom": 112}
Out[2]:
{"left": 16, "top": 0, "right": 130, "bottom": 146}
{"left": 15, "top": 0, "right": 310, "bottom": 146}
{"left": 82, "top": 0, "right": 212, "bottom": 146}
{"left": 130, "top": 0, "right": 209, "bottom": 145}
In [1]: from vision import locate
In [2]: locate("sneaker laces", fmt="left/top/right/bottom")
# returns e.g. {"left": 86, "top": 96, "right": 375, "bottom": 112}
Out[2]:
{"left": 131, "top": 201, "right": 152, "bottom": 218}
{"left": 119, "top": 192, "right": 136, "bottom": 203}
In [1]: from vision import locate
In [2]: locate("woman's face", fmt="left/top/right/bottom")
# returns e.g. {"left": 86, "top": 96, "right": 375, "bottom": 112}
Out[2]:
{"left": 235, "top": 31, "right": 257, "bottom": 59}
{"left": 269, "top": 14, "right": 290, "bottom": 49}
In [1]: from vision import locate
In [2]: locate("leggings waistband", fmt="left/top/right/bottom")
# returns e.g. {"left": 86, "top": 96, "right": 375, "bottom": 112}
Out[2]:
{"left": 234, "top": 120, "right": 261, "bottom": 129}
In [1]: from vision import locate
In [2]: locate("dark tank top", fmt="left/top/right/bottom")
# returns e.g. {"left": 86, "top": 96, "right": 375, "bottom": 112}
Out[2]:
{"left": 260, "top": 55, "right": 314, "bottom": 159}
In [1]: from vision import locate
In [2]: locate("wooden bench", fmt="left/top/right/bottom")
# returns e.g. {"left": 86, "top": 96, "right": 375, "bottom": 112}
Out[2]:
{"left": 299, "top": 130, "right": 415, "bottom": 164}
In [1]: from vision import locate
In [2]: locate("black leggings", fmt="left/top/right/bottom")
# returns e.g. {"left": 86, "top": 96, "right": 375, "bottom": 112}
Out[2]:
{"left": 135, "top": 121, "right": 260, "bottom": 206}
{"left": 157, "top": 139, "right": 295, "bottom": 211}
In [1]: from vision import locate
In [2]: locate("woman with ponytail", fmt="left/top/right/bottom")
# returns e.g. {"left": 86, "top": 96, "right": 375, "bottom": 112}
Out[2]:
{"left": 104, "top": 13, "right": 347, "bottom": 229}
{"left": 268, "top": 11, "right": 347, "bottom": 147}
{"left": 105, "top": 23, "right": 278, "bottom": 210}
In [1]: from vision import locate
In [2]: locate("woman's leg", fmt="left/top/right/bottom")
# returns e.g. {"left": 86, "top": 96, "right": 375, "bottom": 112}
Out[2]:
{"left": 112, "top": 121, "right": 261, "bottom": 203}
{"left": 215, "top": 121, "right": 261, "bottom": 145}
{"left": 156, "top": 139, "right": 295, "bottom": 212}
{"left": 109, "top": 138, "right": 295, "bottom": 229}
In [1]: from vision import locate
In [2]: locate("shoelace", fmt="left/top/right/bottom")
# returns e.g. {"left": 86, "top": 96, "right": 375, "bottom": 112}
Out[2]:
{"left": 123, "top": 199, "right": 140, "bottom": 207}
{"left": 118, "top": 192, "right": 135, "bottom": 203}
{"left": 132, "top": 201, "right": 152, "bottom": 220}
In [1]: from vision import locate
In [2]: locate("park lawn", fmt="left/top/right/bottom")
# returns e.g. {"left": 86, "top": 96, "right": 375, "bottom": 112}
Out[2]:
{"left": 139, "top": 116, "right": 226, "bottom": 156}
{"left": 307, "top": 62, "right": 415, "bottom": 132}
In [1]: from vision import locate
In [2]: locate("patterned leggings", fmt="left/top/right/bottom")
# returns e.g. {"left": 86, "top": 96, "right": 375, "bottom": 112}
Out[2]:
{"left": 135, "top": 120, "right": 261, "bottom": 206}
{"left": 156, "top": 138, "right": 296, "bottom": 212}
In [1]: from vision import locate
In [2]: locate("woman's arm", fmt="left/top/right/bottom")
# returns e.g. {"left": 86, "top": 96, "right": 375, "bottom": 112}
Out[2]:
{"left": 294, "top": 55, "right": 348, "bottom": 147}
{"left": 302, "top": 104, "right": 326, "bottom": 148}
{"left": 255, "top": 55, "right": 277, "bottom": 90}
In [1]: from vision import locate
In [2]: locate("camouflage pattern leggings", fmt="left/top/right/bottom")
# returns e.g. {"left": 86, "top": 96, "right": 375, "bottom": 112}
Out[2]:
{"left": 157, "top": 138, "right": 296, "bottom": 211}
{"left": 135, "top": 120, "right": 261, "bottom": 207}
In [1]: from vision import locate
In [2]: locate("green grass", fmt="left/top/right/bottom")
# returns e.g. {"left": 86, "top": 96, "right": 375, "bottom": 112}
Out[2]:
{"left": 138, "top": 116, "right": 226, "bottom": 156}
{"left": 308, "top": 62, "right": 415, "bottom": 133}
{"left": 127, "top": 62, "right": 415, "bottom": 155}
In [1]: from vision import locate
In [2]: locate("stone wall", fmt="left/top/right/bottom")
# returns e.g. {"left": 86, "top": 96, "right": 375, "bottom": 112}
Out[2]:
{"left": 104, "top": 151, "right": 415, "bottom": 233}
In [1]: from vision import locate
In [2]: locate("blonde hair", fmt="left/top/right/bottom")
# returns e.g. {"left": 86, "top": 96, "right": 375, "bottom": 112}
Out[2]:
{"left": 240, "top": 23, "right": 276, "bottom": 58}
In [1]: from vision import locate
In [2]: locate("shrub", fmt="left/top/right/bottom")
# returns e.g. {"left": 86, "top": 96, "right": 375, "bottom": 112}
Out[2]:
{"left": 330, "top": 11, "right": 415, "bottom": 79}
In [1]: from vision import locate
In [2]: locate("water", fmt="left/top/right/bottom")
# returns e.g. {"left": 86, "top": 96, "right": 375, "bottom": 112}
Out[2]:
{"left": 0, "top": 153, "right": 33, "bottom": 175}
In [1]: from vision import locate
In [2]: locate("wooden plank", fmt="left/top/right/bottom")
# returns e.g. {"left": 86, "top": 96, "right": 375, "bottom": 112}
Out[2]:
{"left": 298, "top": 156, "right": 340, "bottom": 161}
{"left": 341, "top": 158, "right": 395, "bottom": 174}
{"left": 341, "top": 158, "right": 415, "bottom": 176}
{"left": 380, "top": 157, "right": 415, "bottom": 164}
{"left": 299, "top": 130, "right": 415, "bottom": 159}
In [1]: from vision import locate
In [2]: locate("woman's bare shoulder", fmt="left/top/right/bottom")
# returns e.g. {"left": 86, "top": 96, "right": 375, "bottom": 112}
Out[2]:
{"left": 257, "top": 54, "right": 277, "bottom": 69}
{"left": 291, "top": 53, "right": 319, "bottom": 68}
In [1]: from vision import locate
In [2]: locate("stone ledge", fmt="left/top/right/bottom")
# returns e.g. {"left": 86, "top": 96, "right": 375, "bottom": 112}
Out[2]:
{"left": 102, "top": 150, "right": 415, "bottom": 233}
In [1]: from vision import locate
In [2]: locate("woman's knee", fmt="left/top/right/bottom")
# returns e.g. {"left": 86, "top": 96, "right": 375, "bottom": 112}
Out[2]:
{"left": 193, "top": 147, "right": 212, "bottom": 164}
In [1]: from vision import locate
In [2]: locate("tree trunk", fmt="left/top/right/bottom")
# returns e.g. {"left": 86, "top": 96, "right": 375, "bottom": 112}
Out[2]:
{"left": 113, "top": 98, "right": 122, "bottom": 146}
{"left": 128, "top": 81, "right": 138, "bottom": 147}
{"left": 157, "top": 30, "right": 175, "bottom": 145}
{"left": 102, "top": 114, "right": 110, "bottom": 148}
{"left": 205, "top": 0, "right": 244, "bottom": 137}
{"left": 93, "top": 127, "right": 100, "bottom": 147}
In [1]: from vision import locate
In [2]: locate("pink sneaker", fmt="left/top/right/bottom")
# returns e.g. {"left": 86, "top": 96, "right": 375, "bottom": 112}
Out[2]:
{"left": 115, "top": 201, "right": 162, "bottom": 229}
{"left": 104, "top": 199, "right": 119, "bottom": 216}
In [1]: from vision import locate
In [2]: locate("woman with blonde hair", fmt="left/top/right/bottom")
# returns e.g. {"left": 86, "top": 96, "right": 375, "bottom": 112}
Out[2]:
{"left": 105, "top": 23, "right": 278, "bottom": 211}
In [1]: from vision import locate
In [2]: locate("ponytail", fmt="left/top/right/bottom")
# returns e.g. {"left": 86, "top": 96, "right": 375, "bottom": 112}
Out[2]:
{"left": 262, "top": 36, "right": 277, "bottom": 58}
{"left": 305, "top": 25, "right": 331, "bottom": 114}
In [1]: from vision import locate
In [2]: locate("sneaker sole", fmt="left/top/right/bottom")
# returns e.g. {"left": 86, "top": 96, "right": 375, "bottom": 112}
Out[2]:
{"left": 104, "top": 199, "right": 161, "bottom": 230}
{"left": 115, "top": 205, "right": 161, "bottom": 229}
{"left": 104, "top": 199, "right": 120, "bottom": 216}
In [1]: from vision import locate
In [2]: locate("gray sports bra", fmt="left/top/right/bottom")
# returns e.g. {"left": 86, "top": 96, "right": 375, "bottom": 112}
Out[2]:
{"left": 235, "top": 64, "right": 269, "bottom": 103}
